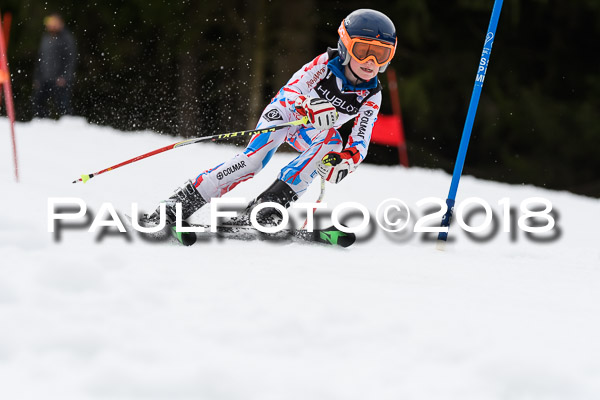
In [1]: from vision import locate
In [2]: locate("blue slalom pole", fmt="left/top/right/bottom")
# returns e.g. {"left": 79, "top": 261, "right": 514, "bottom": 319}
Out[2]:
{"left": 438, "top": 0, "right": 503, "bottom": 242}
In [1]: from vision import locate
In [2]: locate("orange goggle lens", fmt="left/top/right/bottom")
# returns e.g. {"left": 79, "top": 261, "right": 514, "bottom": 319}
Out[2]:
{"left": 351, "top": 41, "right": 393, "bottom": 65}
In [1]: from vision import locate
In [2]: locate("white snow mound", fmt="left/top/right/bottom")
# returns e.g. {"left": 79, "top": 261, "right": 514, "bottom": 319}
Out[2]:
{"left": 0, "top": 117, "right": 599, "bottom": 400}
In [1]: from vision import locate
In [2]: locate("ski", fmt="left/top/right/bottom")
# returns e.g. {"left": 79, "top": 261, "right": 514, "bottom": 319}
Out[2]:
{"left": 170, "top": 221, "right": 197, "bottom": 246}
{"left": 122, "top": 215, "right": 197, "bottom": 246}
{"left": 124, "top": 215, "right": 355, "bottom": 247}
{"left": 191, "top": 224, "right": 356, "bottom": 248}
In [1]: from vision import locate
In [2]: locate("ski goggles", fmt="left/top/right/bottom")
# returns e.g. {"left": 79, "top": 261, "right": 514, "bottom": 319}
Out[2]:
{"left": 338, "top": 22, "right": 396, "bottom": 67}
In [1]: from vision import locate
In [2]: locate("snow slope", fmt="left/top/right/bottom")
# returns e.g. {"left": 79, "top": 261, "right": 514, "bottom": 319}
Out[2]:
{"left": 1, "top": 117, "right": 599, "bottom": 400}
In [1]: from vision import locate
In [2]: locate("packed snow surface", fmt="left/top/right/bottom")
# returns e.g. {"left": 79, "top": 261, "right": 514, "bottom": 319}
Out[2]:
{"left": 1, "top": 117, "right": 599, "bottom": 399}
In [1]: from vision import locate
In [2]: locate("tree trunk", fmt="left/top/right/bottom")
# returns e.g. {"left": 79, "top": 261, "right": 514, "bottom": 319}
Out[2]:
{"left": 177, "top": 48, "right": 199, "bottom": 138}
{"left": 247, "top": 0, "right": 267, "bottom": 127}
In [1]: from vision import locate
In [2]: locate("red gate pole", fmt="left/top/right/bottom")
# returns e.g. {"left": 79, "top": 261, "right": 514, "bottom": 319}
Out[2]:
{"left": 386, "top": 67, "right": 409, "bottom": 167}
{"left": 0, "top": 11, "right": 10, "bottom": 106}
{"left": 0, "top": 11, "right": 19, "bottom": 182}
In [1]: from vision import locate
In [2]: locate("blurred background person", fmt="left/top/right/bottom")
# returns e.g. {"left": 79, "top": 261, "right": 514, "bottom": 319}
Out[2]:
{"left": 32, "top": 13, "right": 77, "bottom": 118}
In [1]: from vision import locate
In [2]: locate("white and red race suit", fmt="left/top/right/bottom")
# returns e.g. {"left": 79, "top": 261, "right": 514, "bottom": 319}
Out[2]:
{"left": 193, "top": 48, "right": 383, "bottom": 200}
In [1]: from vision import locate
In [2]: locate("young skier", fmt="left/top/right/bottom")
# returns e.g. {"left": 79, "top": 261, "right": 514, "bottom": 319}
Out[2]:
{"left": 146, "top": 9, "right": 397, "bottom": 226}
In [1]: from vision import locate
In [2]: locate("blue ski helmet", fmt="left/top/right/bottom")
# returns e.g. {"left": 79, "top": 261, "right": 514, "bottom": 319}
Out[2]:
{"left": 337, "top": 9, "right": 397, "bottom": 72}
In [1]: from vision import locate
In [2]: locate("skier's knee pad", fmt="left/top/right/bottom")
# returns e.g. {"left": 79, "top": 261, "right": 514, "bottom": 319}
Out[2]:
{"left": 322, "top": 129, "right": 344, "bottom": 152}
{"left": 325, "top": 141, "right": 343, "bottom": 154}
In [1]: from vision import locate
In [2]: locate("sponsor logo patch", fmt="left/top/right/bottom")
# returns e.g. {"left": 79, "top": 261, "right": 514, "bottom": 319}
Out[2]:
{"left": 357, "top": 116, "right": 370, "bottom": 139}
{"left": 316, "top": 86, "right": 359, "bottom": 114}
{"left": 364, "top": 101, "right": 380, "bottom": 110}
{"left": 216, "top": 161, "right": 247, "bottom": 180}
{"left": 264, "top": 109, "right": 283, "bottom": 122}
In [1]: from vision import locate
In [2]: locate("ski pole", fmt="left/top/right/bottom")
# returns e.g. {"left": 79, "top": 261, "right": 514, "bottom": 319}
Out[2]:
{"left": 301, "top": 177, "right": 326, "bottom": 230}
{"left": 437, "top": 0, "right": 503, "bottom": 244}
{"left": 72, "top": 116, "right": 309, "bottom": 184}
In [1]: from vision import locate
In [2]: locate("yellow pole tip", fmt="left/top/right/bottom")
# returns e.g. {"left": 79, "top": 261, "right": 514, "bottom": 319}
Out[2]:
{"left": 81, "top": 174, "right": 90, "bottom": 183}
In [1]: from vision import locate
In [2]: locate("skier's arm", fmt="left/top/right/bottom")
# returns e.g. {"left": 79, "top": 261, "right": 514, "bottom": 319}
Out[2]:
{"left": 316, "top": 93, "right": 382, "bottom": 183}
{"left": 280, "top": 53, "right": 330, "bottom": 109}
{"left": 276, "top": 52, "right": 339, "bottom": 129}
{"left": 294, "top": 96, "right": 338, "bottom": 131}
{"left": 345, "top": 92, "right": 382, "bottom": 163}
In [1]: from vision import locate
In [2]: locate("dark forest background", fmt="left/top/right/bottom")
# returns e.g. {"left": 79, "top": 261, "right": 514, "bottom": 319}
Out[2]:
{"left": 1, "top": 0, "right": 599, "bottom": 197}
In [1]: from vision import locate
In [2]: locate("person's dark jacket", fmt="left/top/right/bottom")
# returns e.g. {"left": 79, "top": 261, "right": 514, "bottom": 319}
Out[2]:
{"left": 34, "top": 28, "right": 77, "bottom": 84}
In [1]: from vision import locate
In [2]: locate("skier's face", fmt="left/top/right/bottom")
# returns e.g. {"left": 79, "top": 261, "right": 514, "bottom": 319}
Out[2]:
{"left": 349, "top": 58, "right": 379, "bottom": 81}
